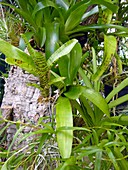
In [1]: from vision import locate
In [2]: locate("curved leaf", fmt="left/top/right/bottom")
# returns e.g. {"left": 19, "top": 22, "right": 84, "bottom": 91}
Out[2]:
{"left": 67, "top": 24, "right": 128, "bottom": 35}
{"left": 82, "top": 88, "right": 110, "bottom": 117}
{"left": 65, "top": 86, "right": 110, "bottom": 117}
{"left": 69, "top": 43, "right": 82, "bottom": 84}
{"left": 0, "top": 39, "right": 35, "bottom": 67}
{"left": 65, "top": 0, "right": 118, "bottom": 32}
{"left": 47, "top": 39, "right": 78, "bottom": 67}
{"left": 106, "top": 78, "right": 128, "bottom": 103}
{"left": 45, "top": 22, "right": 60, "bottom": 60}
{"left": 108, "top": 94, "right": 128, "bottom": 109}
{"left": 56, "top": 96, "right": 73, "bottom": 158}
{"left": 92, "top": 35, "right": 117, "bottom": 81}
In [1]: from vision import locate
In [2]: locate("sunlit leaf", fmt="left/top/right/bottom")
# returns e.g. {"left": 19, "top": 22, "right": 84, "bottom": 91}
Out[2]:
{"left": 56, "top": 96, "right": 73, "bottom": 158}
{"left": 47, "top": 39, "right": 78, "bottom": 67}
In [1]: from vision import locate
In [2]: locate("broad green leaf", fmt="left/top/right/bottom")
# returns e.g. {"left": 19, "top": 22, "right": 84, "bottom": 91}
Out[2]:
{"left": 45, "top": 22, "right": 60, "bottom": 60}
{"left": 5, "top": 57, "right": 36, "bottom": 75}
{"left": 69, "top": 43, "right": 82, "bottom": 84}
{"left": 34, "top": 27, "right": 46, "bottom": 47}
{"left": 108, "top": 94, "right": 128, "bottom": 109}
{"left": 82, "top": 88, "right": 110, "bottom": 117}
{"left": 92, "top": 35, "right": 117, "bottom": 81}
{"left": 64, "top": 86, "right": 83, "bottom": 99}
{"left": 65, "top": 2, "right": 89, "bottom": 32}
{"left": 80, "top": 95, "right": 95, "bottom": 125}
{"left": 0, "top": 39, "right": 34, "bottom": 64}
{"left": 56, "top": 0, "right": 70, "bottom": 11}
{"left": 58, "top": 55, "right": 70, "bottom": 85}
{"left": 56, "top": 96, "right": 73, "bottom": 158}
{"left": 47, "top": 39, "right": 78, "bottom": 67}
{"left": 65, "top": 86, "right": 110, "bottom": 117}
{"left": 106, "top": 78, "right": 128, "bottom": 103}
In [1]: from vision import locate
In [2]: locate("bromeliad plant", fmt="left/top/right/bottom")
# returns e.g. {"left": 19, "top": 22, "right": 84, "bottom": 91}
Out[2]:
{"left": 0, "top": 0, "right": 128, "bottom": 169}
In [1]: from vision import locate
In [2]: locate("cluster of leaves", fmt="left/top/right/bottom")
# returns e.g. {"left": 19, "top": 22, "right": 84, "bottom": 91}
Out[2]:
{"left": 0, "top": 0, "right": 128, "bottom": 169}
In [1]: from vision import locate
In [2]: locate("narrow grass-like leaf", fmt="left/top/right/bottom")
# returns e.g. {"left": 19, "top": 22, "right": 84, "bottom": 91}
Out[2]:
{"left": 106, "top": 78, "right": 128, "bottom": 103}
{"left": 106, "top": 147, "right": 120, "bottom": 170}
{"left": 56, "top": 96, "right": 73, "bottom": 158}
{"left": 8, "top": 126, "right": 24, "bottom": 154}
{"left": 94, "top": 151, "right": 102, "bottom": 170}
{"left": 1, "top": 145, "right": 29, "bottom": 170}
{"left": 108, "top": 94, "right": 128, "bottom": 109}
{"left": 67, "top": 24, "right": 128, "bottom": 35}
{"left": 114, "top": 147, "right": 128, "bottom": 169}
{"left": 78, "top": 67, "right": 93, "bottom": 88}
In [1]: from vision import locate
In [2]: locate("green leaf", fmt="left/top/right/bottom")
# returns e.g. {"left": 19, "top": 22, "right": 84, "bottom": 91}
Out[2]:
{"left": 5, "top": 57, "right": 36, "bottom": 75}
{"left": 108, "top": 94, "right": 128, "bottom": 109}
{"left": 65, "top": 0, "right": 118, "bottom": 32}
{"left": 78, "top": 67, "right": 93, "bottom": 88}
{"left": 8, "top": 126, "right": 24, "bottom": 154}
{"left": 35, "top": 27, "right": 46, "bottom": 47}
{"left": 56, "top": 0, "right": 70, "bottom": 11}
{"left": 106, "top": 78, "right": 128, "bottom": 103}
{"left": 69, "top": 43, "right": 82, "bottom": 84}
{"left": 94, "top": 151, "right": 102, "bottom": 170}
{"left": 45, "top": 22, "right": 60, "bottom": 60}
{"left": 65, "top": 2, "right": 89, "bottom": 32}
{"left": 106, "top": 147, "right": 120, "bottom": 170}
{"left": 67, "top": 24, "right": 128, "bottom": 35}
{"left": 65, "top": 86, "right": 110, "bottom": 117}
{"left": 92, "top": 35, "right": 117, "bottom": 81}
{"left": 32, "top": 0, "right": 57, "bottom": 17}
{"left": 64, "top": 86, "right": 83, "bottom": 99}
{"left": 56, "top": 96, "right": 73, "bottom": 158}
{"left": 82, "top": 88, "right": 110, "bottom": 117}
{"left": 114, "top": 147, "right": 128, "bottom": 169}
{"left": 1, "top": 2, "right": 37, "bottom": 30}
{"left": 16, "top": 0, "right": 29, "bottom": 12}
{"left": 47, "top": 39, "right": 78, "bottom": 67}
{"left": 0, "top": 39, "right": 34, "bottom": 64}
{"left": 58, "top": 55, "right": 70, "bottom": 85}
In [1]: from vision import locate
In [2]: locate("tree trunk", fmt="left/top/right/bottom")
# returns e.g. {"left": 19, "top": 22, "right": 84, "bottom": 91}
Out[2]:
{"left": 1, "top": 66, "right": 52, "bottom": 150}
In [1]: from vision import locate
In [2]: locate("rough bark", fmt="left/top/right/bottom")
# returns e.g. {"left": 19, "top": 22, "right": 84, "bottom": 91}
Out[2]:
{"left": 1, "top": 66, "right": 52, "bottom": 150}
